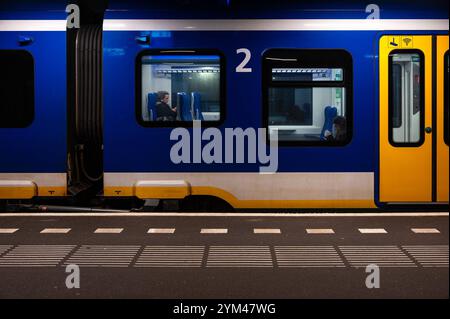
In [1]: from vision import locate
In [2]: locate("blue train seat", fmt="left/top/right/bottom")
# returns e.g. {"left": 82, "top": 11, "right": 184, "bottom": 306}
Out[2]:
{"left": 191, "top": 92, "right": 204, "bottom": 121}
{"left": 320, "top": 106, "right": 338, "bottom": 140}
{"left": 177, "top": 92, "right": 192, "bottom": 121}
{"left": 147, "top": 93, "right": 158, "bottom": 121}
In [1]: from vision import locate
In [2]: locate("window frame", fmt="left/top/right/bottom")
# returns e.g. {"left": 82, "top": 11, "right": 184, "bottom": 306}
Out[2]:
{"left": 0, "top": 49, "right": 35, "bottom": 128}
{"left": 135, "top": 49, "right": 226, "bottom": 128}
{"left": 262, "top": 48, "right": 353, "bottom": 147}
{"left": 388, "top": 49, "right": 425, "bottom": 147}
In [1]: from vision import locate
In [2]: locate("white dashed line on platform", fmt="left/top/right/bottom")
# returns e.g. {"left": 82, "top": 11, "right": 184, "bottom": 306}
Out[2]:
{"left": 0, "top": 245, "right": 13, "bottom": 255}
{"left": 40, "top": 228, "right": 71, "bottom": 234}
{"left": 65, "top": 245, "right": 140, "bottom": 268}
{"left": 207, "top": 246, "right": 273, "bottom": 268}
{"left": 254, "top": 228, "right": 281, "bottom": 234}
{"left": 0, "top": 229, "right": 19, "bottom": 234}
{"left": 94, "top": 228, "right": 124, "bottom": 234}
{"left": 275, "top": 246, "right": 345, "bottom": 268}
{"left": 201, "top": 228, "right": 228, "bottom": 234}
{"left": 0, "top": 226, "right": 447, "bottom": 236}
{"left": 411, "top": 228, "right": 440, "bottom": 234}
{"left": 148, "top": 228, "right": 176, "bottom": 234}
{"left": 358, "top": 228, "right": 388, "bottom": 234}
{"left": 0, "top": 245, "right": 446, "bottom": 268}
{"left": 135, "top": 246, "right": 205, "bottom": 268}
{"left": 339, "top": 245, "right": 416, "bottom": 268}
{"left": 403, "top": 245, "right": 449, "bottom": 267}
{"left": 306, "top": 228, "right": 335, "bottom": 234}
{"left": 0, "top": 245, "right": 76, "bottom": 267}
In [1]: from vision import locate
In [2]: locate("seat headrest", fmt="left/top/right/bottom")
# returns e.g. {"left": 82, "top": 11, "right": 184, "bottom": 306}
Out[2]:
{"left": 324, "top": 106, "right": 338, "bottom": 118}
{"left": 177, "top": 92, "right": 192, "bottom": 121}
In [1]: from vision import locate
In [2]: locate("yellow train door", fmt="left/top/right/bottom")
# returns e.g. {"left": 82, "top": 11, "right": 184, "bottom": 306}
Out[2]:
{"left": 379, "top": 35, "right": 449, "bottom": 204}
{"left": 436, "top": 36, "right": 449, "bottom": 202}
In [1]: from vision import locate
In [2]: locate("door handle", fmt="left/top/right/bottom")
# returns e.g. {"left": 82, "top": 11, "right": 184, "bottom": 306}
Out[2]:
{"left": 425, "top": 127, "right": 432, "bottom": 134}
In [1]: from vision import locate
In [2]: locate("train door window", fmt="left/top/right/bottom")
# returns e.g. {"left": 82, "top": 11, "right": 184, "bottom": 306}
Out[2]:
{"left": 262, "top": 49, "right": 353, "bottom": 146}
{"left": 0, "top": 50, "right": 34, "bottom": 128}
{"left": 388, "top": 50, "right": 424, "bottom": 146}
{"left": 444, "top": 51, "right": 449, "bottom": 146}
{"left": 136, "top": 50, "right": 225, "bottom": 127}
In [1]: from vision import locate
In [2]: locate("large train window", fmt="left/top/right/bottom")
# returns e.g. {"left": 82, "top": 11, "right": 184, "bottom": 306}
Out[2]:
{"left": 262, "top": 49, "right": 353, "bottom": 146}
{"left": 136, "top": 50, "right": 225, "bottom": 127}
{"left": 0, "top": 50, "right": 34, "bottom": 128}
{"left": 388, "top": 50, "right": 424, "bottom": 146}
{"left": 445, "top": 51, "right": 449, "bottom": 146}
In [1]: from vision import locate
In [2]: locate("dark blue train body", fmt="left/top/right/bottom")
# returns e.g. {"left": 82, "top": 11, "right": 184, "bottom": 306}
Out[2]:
{"left": 0, "top": 1, "right": 67, "bottom": 198}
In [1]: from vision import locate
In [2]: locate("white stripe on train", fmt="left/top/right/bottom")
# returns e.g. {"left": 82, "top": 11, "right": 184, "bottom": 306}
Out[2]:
{"left": 0, "top": 19, "right": 448, "bottom": 31}
{"left": 104, "top": 172, "right": 374, "bottom": 201}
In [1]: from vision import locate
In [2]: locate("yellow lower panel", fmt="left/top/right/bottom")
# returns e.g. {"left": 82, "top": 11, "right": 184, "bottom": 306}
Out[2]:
{"left": 104, "top": 186, "right": 375, "bottom": 209}
{"left": 437, "top": 143, "right": 449, "bottom": 202}
{"left": 0, "top": 186, "right": 66, "bottom": 199}
{"left": 0, "top": 186, "right": 36, "bottom": 199}
{"left": 104, "top": 186, "right": 190, "bottom": 199}
{"left": 192, "top": 186, "right": 375, "bottom": 209}
{"left": 135, "top": 186, "right": 191, "bottom": 199}
{"left": 38, "top": 187, "right": 67, "bottom": 197}
{"left": 104, "top": 187, "right": 134, "bottom": 197}
{"left": 233, "top": 200, "right": 376, "bottom": 209}
{"left": 379, "top": 151, "right": 432, "bottom": 202}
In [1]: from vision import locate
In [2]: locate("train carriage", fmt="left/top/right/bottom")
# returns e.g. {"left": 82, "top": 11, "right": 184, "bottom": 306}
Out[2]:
{"left": 0, "top": 0, "right": 448, "bottom": 211}
{"left": 0, "top": 1, "right": 68, "bottom": 202}
{"left": 102, "top": 0, "right": 449, "bottom": 209}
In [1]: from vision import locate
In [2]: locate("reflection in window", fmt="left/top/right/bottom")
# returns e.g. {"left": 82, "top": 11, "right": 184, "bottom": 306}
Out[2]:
{"left": 389, "top": 52, "right": 423, "bottom": 144}
{"left": 0, "top": 50, "right": 34, "bottom": 128}
{"left": 140, "top": 54, "right": 222, "bottom": 122}
{"left": 268, "top": 87, "right": 346, "bottom": 141}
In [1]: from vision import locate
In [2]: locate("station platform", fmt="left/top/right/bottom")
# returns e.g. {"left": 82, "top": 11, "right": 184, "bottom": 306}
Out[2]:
{"left": 0, "top": 211, "right": 448, "bottom": 298}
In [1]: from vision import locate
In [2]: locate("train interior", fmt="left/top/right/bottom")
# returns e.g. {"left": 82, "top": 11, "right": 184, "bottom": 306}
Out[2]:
{"left": 390, "top": 53, "right": 422, "bottom": 144}
{"left": 141, "top": 55, "right": 221, "bottom": 122}
{"left": 268, "top": 68, "right": 346, "bottom": 142}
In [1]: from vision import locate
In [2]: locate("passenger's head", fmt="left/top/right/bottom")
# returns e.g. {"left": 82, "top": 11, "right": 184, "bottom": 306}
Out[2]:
{"left": 333, "top": 116, "right": 346, "bottom": 129}
{"left": 333, "top": 116, "right": 347, "bottom": 140}
{"left": 157, "top": 91, "right": 170, "bottom": 103}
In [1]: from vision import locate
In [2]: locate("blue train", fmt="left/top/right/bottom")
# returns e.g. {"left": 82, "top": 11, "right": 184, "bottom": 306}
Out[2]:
{"left": 0, "top": 0, "right": 448, "bottom": 211}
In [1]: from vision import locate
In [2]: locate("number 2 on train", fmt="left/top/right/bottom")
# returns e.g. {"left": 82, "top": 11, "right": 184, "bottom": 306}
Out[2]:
{"left": 236, "top": 48, "right": 252, "bottom": 73}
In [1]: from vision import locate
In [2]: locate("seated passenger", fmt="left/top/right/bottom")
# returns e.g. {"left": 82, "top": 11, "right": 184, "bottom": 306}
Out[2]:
{"left": 156, "top": 91, "right": 177, "bottom": 121}
{"left": 324, "top": 116, "right": 347, "bottom": 142}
